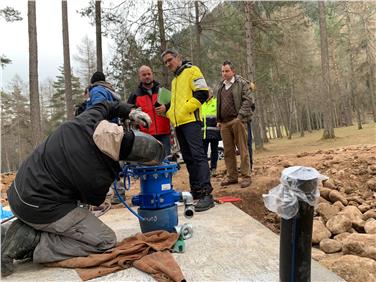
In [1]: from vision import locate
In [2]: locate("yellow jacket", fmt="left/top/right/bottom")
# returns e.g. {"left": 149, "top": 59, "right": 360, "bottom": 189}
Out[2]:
{"left": 167, "top": 62, "right": 208, "bottom": 127}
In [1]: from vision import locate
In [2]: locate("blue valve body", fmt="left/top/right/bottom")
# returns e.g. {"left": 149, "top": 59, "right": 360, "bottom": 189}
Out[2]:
{"left": 131, "top": 163, "right": 181, "bottom": 209}
{"left": 129, "top": 162, "right": 182, "bottom": 233}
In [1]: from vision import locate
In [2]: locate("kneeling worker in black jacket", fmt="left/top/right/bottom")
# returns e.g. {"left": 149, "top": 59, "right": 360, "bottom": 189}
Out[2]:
{"left": 1, "top": 101, "right": 164, "bottom": 277}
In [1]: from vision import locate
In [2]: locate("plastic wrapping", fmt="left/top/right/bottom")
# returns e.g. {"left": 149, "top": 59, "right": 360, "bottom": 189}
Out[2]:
{"left": 263, "top": 166, "right": 328, "bottom": 219}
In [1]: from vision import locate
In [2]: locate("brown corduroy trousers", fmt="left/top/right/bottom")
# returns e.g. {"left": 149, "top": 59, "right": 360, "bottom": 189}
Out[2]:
{"left": 220, "top": 118, "right": 250, "bottom": 180}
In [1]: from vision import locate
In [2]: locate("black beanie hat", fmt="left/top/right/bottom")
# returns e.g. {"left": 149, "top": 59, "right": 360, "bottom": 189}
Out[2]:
{"left": 90, "top": 71, "right": 106, "bottom": 84}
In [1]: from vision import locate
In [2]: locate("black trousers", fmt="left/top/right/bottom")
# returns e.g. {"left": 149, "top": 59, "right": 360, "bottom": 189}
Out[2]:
{"left": 175, "top": 122, "right": 212, "bottom": 195}
{"left": 203, "top": 139, "right": 219, "bottom": 170}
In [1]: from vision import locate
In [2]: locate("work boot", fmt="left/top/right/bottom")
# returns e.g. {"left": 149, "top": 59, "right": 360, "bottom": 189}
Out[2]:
{"left": 1, "top": 219, "right": 41, "bottom": 277}
{"left": 240, "top": 177, "right": 252, "bottom": 188}
{"left": 195, "top": 194, "right": 215, "bottom": 212}
{"left": 220, "top": 177, "right": 238, "bottom": 187}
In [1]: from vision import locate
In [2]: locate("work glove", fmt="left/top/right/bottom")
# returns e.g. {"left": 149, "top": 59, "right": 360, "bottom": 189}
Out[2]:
{"left": 129, "top": 108, "right": 152, "bottom": 129}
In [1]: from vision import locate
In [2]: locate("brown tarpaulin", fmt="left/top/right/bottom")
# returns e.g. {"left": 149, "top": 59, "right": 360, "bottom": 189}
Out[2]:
{"left": 46, "top": 230, "right": 185, "bottom": 281}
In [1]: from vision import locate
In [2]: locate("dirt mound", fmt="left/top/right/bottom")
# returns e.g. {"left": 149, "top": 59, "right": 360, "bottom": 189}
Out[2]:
{"left": 211, "top": 144, "right": 375, "bottom": 233}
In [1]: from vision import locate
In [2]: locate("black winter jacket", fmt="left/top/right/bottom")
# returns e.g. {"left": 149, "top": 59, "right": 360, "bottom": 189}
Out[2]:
{"left": 8, "top": 101, "right": 130, "bottom": 224}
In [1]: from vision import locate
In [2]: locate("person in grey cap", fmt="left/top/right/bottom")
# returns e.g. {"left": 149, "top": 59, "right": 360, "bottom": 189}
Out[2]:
{"left": 1, "top": 101, "right": 162, "bottom": 277}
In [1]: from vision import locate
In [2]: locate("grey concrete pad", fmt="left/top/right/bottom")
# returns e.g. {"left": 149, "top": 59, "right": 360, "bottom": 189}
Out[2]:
{"left": 3, "top": 203, "right": 344, "bottom": 281}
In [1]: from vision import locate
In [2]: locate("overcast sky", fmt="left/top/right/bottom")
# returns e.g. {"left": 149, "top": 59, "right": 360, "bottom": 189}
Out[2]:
{"left": 0, "top": 0, "right": 116, "bottom": 91}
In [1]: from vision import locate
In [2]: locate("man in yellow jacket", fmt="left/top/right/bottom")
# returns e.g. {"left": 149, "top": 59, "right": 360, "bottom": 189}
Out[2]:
{"left": 158, "top": 49, "right": 214, "bottom": 212}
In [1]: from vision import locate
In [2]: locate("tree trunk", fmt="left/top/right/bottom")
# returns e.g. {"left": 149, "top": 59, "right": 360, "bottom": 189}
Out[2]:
{"left": 260, "top": 97, "right": 269, "bottom": 143}
{"left": 331, "top": 40, "right": 350, "bottom": 126}
{"left": 363, "top": 17, "right": 376, "bottom": 122}
{"left": 244, "top": 1, "right": 263, "bottom": 149}
{"left": 345, "top": 2, "right": 362, "bottom": 129}
{"left": 95, "top": 0, "right": 103, "bottom": 72}
{"left": 296, "top": 103, "right": 304, "bottom": 137}
{"left": 305, "top": 98, "right": 312, "bottom": 132}
{"left": 28, "top": 1, "right": 42, "bottom": 147}
{"left": 270, "top": 68, "right": 283, "bottom": 138}
{"left": 17, "top": 119, "right": 22, "bottom": 167}
{"left": 318, "top": 1, "right": 335, "bottom": 138}
{"left": 4, "top": 149, "right": 11, "bottom": 172}
{"left": 62, "top": 1, "right": 74, "bottom": 120}
{"left": 288, "top": 95, "right": 293, "bottom": 139}
{"left": 194, "top": 1, "right": 201, "bottom": 67}
{"left": 157, "top": 0, "right": 168, "bottom": 87}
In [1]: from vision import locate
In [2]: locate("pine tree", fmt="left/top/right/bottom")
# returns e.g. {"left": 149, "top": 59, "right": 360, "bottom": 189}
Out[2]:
{"left": 48, "top": 67, "right": 83, "bottom": 131}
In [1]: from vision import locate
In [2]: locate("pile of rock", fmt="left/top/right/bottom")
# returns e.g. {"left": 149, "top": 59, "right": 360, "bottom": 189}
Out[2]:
{"left": 312, "top": 177, "right": 376, "bottom": 282}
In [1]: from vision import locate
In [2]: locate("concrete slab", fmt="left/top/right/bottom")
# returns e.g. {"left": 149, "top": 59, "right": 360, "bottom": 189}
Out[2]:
{"left": 3, "top": 203, "right": 344, "bottom": 281}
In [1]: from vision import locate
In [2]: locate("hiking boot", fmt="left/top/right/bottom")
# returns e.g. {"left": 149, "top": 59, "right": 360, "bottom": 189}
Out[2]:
{"left": 220, "top": 177, "right": 238, "bottom": 187}
{"left": 240, "top": 177, "right": 252, "bottom": 188}
{"left": 195, "top": 195, "right": 215, "bottom": 212}
{"left": 210, "top": 168, "right": 217, "bottom": 177}
{"left": 1, "top": 219, "right": 41, "bottom": 277}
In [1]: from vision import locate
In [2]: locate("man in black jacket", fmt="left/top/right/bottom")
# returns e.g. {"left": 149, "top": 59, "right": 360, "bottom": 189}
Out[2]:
{"left": 1, "top": 101, "right": 161, "bottom": 277}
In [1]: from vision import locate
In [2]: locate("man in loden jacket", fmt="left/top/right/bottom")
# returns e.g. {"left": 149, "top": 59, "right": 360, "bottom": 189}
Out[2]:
{"left": 127, "top": 65, "right": 171, "bottom": 157}
{"left": 159, "top": 49, "right": 214, "bottom": 212}
{"left": 1, "top": 101, "right": 163, "bottom": 277}
{"left": 217, "top": 61, "right": 254, "bottom": 188}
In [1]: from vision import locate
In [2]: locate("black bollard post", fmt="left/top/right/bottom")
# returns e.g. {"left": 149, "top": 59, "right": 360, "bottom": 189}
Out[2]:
{"left": 279, "top": 178, "right": 317, "bottom": 282}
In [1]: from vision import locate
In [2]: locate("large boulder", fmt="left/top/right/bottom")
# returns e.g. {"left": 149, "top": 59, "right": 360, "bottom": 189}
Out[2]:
{"left": 323, "top": 179, "right": 336, "bottom": 189}
{"left": 332, "top": 201, "right": 345, "bottom": 211}
{"left": 326, "top": 215, "right": 352, "bottom": 235}
{"left": 333, "top": 232, "right": 351, "bottom": 243}
{"left": 320, "top": 187, "right": 332, "bottom": 201}
{"left": 366, "top": 179, "right": 376, "bottom": 191}
{"left": 364, "top": 218, "right": 376, "bottom": 234}
{"left": 329, "top": 190, "right": 348, "bottom": 205}
{"left": 320, "top": 255, "right": 376, "bottom": 282}
{"left": 316, "top": 203, "right": 340, "bottom": 223}
{"left": 358, "top": 204, "right": 371, "bottom": 213}
{"left": 319, "top": 238, "right": 342, "bottom": 253}
{"left": 339, "top": 206, "right": 365, "bottom": 231}
{"left": 311, "top": 247, "right": 326, "bottom": 261}
{"left": 339, "top": 206, "right": 363, "bottom": 220}
{"left": 312, "top": 220, "right": 331, "bottom": 244}
{"left": 363, "top": 209, "right": 376, "bottom": 221}
{"left": 342, "top": 233, "right": 376, "bottom": 260}
{"left": 352, "top": 217, "right": 366, "bottom": 232}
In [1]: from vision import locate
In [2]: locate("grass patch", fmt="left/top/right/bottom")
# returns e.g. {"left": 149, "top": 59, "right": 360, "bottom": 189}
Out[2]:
{"left": 256, "top": 123, "right": 376, "bottom": 157}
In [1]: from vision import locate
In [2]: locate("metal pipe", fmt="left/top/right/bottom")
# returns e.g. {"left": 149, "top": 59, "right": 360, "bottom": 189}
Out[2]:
{"left": 181, "top": 192, "right": 194, "bottom": 219}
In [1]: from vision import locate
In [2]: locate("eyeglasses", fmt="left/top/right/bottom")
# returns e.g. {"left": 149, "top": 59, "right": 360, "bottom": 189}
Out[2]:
{"left": 163, "top": 57, "right": 174, "bottom": 65}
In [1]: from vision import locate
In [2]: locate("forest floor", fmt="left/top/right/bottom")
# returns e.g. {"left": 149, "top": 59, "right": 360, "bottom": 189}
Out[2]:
{"left": 1, "top": 123, "right": 375, "bottom": 281}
